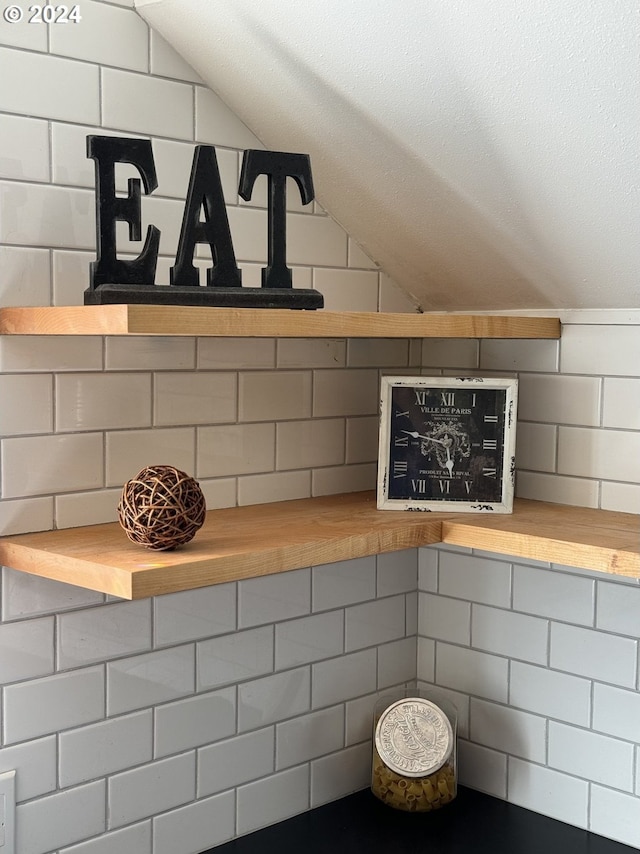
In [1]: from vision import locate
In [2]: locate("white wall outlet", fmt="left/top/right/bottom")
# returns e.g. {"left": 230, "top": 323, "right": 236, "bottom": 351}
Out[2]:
{"left": 0, "top": 770, "right": 15, "bottom": 854}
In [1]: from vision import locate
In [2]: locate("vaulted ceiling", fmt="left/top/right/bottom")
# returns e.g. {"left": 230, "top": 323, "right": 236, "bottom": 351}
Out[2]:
{"left": 135, "top": 0, "right": 638, "bottom": 310}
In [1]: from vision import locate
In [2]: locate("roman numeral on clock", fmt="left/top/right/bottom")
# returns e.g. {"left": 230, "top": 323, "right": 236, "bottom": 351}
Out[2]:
{"left": 441, "top": 392, "right": 455, "bottom": 406}
{"left": 483, "top": 439, "right": 497, "bottom": 451}
{"left": 394, "top": 435, "right": 409, "bottom": 447}
{"left": 393, "top": 460, "right": 408, "bottom": 478}
{"left": 483, "top": 467, "right": 497, "bottom": 478}
{"left": 484, "top": 415, "right": 499, "bottom": 423}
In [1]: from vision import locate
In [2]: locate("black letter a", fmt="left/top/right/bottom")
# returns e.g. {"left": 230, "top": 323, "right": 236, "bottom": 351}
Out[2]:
{"left": 170, "top": 146, "right": 241, "bottom": 288}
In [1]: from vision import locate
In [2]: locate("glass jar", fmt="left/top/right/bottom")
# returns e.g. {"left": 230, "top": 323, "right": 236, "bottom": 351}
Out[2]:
{"left": 371, "top": 688, "right": 457, "bottom": 812}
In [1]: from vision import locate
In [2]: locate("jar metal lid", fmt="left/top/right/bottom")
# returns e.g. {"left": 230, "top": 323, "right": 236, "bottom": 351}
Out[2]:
{"left": 374, "top": 697, "right": 453, "bottom": 778}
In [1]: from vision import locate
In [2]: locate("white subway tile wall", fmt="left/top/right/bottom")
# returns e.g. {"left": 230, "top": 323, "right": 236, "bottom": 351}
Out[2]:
{"left": 378, "top": 636, "right": 417, "bottom": 688}
{"left": 153, "top": 583, "right": 236, "bottom": 646}
{"left": 108, "top": 752, "right": 196, "bottom": 829}
{"left": 508, "top": 758, "right": 589, "bottom": 828}
{"left": 237, "top": 469, "right": 311, "bottom": 506}
{"left": 310, "top": 742, "right": 372, "bottom": 808}
{"left": 59, "top": 711, "right": 153, "bottom": 788}
{"left": 1, "top": 4, "right": 640, "bottom": 852}
{"left": 4, "top": 666, "right": 105, "bottom": 744}
{"left": 106, "top": 646, "right": 195, "bottom": 716}
{"left": 57, "top": 599, "right": 151, "bottom": 668}
{"left": 0, "top": 737, "right": 57, "bottom": 802}
{"left": 0, "top": 245, "right": 51, "bottom": 307}
{"left": 50, "top": 2, "right": 148, "bottom": 70}
{"left": 458, "top": 740, "right": 507, "bottom": 798}
{"left": 0, "top": 50, "right": 100, "bottom": 124}
{"left": 17, "top": 780, "right": 106, "bottom": 854}
{"left": 404, "top": 590, "right": 418, "bottom": 637}
{"left": 418, "top": 548, "right": 640, "bottom": 849}
{"left": 197, "top": 626, "right": 274, "bottom": 690}
{"left": 152, "top": 793, "right": 235, "bottom": 854}
{"left": 154, "top": 689, "right": 236, "bottom": 758}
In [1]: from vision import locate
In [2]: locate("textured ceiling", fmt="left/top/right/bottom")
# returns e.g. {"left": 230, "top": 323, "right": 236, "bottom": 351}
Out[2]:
{"left": 135, "top": 0, "right": 639, "bottom": 310}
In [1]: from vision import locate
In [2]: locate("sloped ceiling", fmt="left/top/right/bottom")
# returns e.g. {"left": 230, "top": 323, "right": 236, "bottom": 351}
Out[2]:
{"left": 135, "top": 0, "right": 638, "bottom": 310}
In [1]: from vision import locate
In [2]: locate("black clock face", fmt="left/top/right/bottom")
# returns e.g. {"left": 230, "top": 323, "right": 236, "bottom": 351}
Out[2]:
{"left": 387, "top": 384, "right": 508, "bottom": 503}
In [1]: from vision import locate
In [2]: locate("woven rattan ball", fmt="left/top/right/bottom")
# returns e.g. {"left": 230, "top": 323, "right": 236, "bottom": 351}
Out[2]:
{"left": 118, "top": 465, "right": 206, "bottom": 550}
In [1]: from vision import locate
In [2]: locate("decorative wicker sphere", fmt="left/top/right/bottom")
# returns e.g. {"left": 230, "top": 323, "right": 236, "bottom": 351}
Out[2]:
{"left": 118, "top": 465, "right": 206, "bottom": 551}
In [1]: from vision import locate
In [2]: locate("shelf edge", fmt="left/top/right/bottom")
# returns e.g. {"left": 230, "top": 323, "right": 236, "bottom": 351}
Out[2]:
{"left": 0, "top": 306, "right": 561, "bottom": 339}
{"left": 0, "top": 495, "right": 636, "bottom": 600}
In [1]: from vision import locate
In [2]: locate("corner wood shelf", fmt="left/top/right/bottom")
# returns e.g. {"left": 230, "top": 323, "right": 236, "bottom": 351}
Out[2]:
{"left": 0, "top": 492, "right": 637, "bottom": 600}
{"left": 0, "top": 305, "right": 561, "bottom": 338}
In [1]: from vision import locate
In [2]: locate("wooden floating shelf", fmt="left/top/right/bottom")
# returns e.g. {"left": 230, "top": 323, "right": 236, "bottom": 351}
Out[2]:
{"left": 0, "top": 305, "right": 561, "bottom": 339}
{"left": 0, "top": 492, "right": 636, "bottom": 600}
{"left": 0, "top": 492, "right": 443, "bottom": 600}
{"left": 441, "top": 500, "right": 640, "bottom": 578}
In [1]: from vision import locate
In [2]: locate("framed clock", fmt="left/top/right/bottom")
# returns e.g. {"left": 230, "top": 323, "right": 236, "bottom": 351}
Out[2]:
{"left": 377, "top": 376, "right": 518, "bottom": 513}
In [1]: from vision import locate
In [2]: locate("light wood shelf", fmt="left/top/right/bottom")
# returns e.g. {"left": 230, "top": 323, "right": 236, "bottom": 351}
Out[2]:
{"left": 442, "top": 499, "right": 640, "bottom": 577}
{"left": 0, "top": 492, "right": 443, "bottom": 600}
{"left": 0, "top": 492, "right": 636, "bottom": 600}
{"left": 0, "top": 305, "right": 561, "bottom": 339}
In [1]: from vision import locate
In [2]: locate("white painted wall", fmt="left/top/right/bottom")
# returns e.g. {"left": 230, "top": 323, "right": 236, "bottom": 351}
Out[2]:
{"left": 135, "top": 0, "right": 640, "bottom": 311}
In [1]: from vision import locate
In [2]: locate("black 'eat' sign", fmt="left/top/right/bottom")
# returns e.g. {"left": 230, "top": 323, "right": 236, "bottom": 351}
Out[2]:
{"left": 84, "top": 135, "right": 324, "bottom": 310}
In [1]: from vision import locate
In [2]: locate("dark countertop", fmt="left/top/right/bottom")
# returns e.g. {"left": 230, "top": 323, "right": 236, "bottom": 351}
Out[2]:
{"left": 207, "top": 786, "right": 635, "bottom": 854}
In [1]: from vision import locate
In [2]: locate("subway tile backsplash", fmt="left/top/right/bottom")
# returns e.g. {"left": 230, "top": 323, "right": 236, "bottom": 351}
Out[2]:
{"left": 274, "top": 516, "right": 631, "bottom": 850}
{"left": 56, "top": 373, "right": 152, "bottom": 432}
{"left": 510, "top": 660, "right": 592, "bottom": 726}
{"left": 0, "top": 553, "right": 638, "bottom": 851}
{"left": 0, "top": 183, "right": 96, "bottom": 251}
{"left": 508, "top": 758, "right": 589, "bottom": 829}
{"left": 57, "top": 599, "right": 152, "bottom": 669}
{"left": 4, "top": 666, "right": 105, "bottom": 744}
{"left": 17, "top": 780, "right": 106, "bottom": 854}
{"left": 0, "top": 374, "right": 52, "bottom": 436}
{"left": 547, "top": 722, "right": 635, "bottom": 792}
{"left": 0, "top": 49, "right": 100, "bottom": 124}
{"left": 0, "top": 245, "right": 51, "bottom": 307}
{"left": 102, "top": 69, "right": 194, "bottom": 141}
{"left": 59, "top": 710, "right": 153, "bottom": 788}
{"left": 155, "top": 689, "right": 236, "bottom": 759}
{"left": 560, "top": 324, "right": 640, "bottom": 377}
{"left": 106, "top": 646, "right": 195, "bottom": 716}
{"left": 419, "top": 549, "right": 640, "bottom": 849}
{"left": 2, "top": 4, "right": 640, "bottom": 852}
{"left": 0, "top": 115, "right": 49, "bottom": 184}
{"left": 2, "top": 431, "right": 102, "bottom": 494}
